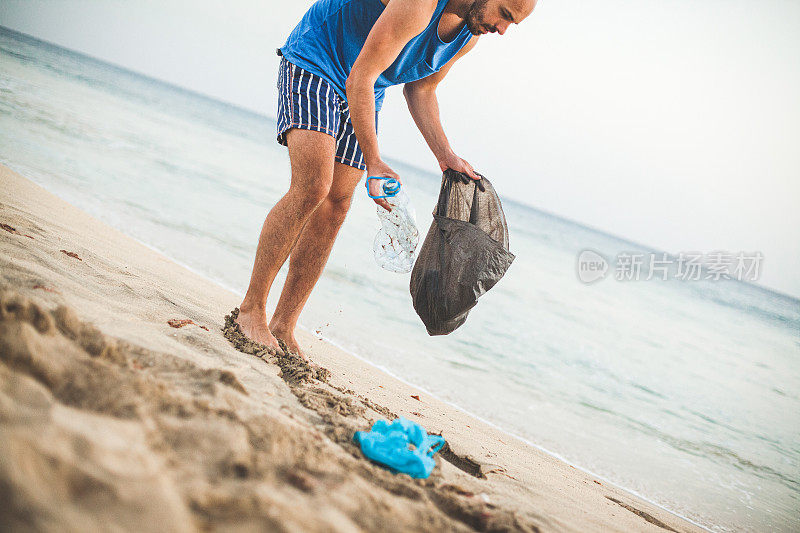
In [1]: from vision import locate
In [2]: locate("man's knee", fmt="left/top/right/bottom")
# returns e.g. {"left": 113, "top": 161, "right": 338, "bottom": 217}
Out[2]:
{"left": 289, "top": 178, "right": 332, "bottom": 212}
{"left": 285, "top": 128, "right": 336, "bottom": 211}
{"left": 324, "top": 162, "right": 363, "bottom": 222}
{"left": 325, "top": 190, "right": 354, "bottom": 222}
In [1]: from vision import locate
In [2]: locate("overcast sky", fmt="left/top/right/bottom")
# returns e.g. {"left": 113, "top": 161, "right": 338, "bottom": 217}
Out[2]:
{"left": 2, "top": 0, "right": 799, "bottom": 298}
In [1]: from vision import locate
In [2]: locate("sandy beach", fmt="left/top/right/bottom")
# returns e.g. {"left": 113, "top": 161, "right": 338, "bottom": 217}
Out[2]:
{"left": 0, "top": 163, "right": 705, "bottom": 532}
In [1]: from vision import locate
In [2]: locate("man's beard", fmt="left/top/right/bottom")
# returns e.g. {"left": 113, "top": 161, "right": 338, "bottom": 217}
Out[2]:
{"left": 465, "top": 0, "right": 490, "bottom": 35}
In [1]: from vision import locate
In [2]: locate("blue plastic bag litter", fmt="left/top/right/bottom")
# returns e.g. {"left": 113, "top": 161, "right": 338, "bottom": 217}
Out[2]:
{"left": 353, "top": 418, "right": 445, "bottom": 479}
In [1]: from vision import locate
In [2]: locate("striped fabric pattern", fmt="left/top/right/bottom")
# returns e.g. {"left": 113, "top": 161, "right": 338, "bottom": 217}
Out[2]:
{"left": 276, "top": 58, "right": 377, "bottom": 171}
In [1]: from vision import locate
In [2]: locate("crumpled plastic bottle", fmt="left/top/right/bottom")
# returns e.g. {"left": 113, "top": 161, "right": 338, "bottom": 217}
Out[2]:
{"left": 373, "top": 184, "right": 419, "bottom": 273}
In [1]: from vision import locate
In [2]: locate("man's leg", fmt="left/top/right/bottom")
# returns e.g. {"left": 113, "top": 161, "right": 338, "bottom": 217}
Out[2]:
{"left": 236, "top": 129, "right": 336, "bottom": 351}
{"left": 269, "top": 161, "right": 364, "bottom": 356}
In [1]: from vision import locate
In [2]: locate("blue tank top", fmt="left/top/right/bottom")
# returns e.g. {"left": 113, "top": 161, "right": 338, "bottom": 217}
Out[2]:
{"left": 279, "top": 0, "right": 472, "bottom": 111}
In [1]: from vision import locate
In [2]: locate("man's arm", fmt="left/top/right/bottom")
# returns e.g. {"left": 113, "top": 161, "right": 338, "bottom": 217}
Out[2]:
{"left": 402, "top": 36, "right": 480, "bottom": 179}
{"left": 346, "top": 0, "right": 437, "bottom": 209}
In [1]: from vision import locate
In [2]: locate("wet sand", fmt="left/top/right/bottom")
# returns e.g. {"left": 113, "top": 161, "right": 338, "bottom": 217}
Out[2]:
{"left": 0, "top": 164, "right": 705, "bottom": 532}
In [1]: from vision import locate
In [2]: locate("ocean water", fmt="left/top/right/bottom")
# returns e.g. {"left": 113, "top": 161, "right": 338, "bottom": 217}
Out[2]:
{"left": 1, "top": 27, "right": 798, "bottom": 532}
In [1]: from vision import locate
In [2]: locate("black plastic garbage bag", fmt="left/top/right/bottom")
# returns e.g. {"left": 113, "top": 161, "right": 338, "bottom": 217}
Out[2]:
{"left": 410, "top": 169, "right": 515, "bottom": 336}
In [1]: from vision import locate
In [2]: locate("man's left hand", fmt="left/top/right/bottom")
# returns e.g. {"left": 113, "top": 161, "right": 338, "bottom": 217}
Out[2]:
{"left": 438, "top": 150, "right": 485, "bottom": 190}
{"left": 438, "top": 150, "right": 480, "bottom": 180}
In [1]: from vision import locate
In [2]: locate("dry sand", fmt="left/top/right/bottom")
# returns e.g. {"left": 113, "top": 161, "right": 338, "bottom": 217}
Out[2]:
{"left": 0, "top": 164, "right": 706, "bottom": 532}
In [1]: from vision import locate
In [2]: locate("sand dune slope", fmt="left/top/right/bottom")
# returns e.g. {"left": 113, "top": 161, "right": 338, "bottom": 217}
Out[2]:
{"left": 1, "top": 290, "right": 537, "bottom": 532}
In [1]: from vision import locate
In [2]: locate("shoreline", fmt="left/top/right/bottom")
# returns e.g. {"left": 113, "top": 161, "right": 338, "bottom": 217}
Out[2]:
{"left": 0, "top": 163, "right": 708, "bottom": 532}
{"left": 118, "top": 197, "right": 712, "bottom": 533}
{"left": 310, "top": 334, "right": 711, "bottom": 533}
{"left": 86, "top": 200, "right": 709, "bottom": 532}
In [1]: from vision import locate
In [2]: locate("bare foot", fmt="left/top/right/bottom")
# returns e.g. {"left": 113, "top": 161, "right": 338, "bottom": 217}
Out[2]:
{"left": 269, "top": 321, "right": 310, "bottom": 363}
{"left": 235, "top": 306, "right": 282, "bottom": 354}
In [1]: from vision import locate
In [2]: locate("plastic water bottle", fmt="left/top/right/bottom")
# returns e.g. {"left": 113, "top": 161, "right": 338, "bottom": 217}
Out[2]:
{"left": 373, "top": 181, "right": 419, "bottom": 273}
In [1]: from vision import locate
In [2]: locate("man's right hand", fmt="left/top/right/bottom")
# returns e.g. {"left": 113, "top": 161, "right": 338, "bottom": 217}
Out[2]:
{"left": 366, "top": 159, "right": 402, "bottom": 212}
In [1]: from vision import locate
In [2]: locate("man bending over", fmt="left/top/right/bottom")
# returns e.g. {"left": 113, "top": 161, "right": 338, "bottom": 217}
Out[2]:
{"left": 235, "top": 0, "right": 535, "bottom": 360}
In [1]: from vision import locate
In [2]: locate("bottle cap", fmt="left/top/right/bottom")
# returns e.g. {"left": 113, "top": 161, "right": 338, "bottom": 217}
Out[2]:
{"left": 382, "top": 178, "right": 401, "bottom": 196}
{"left": 366, "top": 176, "right": 401, "bottom": 199}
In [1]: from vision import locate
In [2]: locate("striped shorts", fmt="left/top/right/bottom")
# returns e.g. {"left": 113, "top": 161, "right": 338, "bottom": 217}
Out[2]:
{"left": 276, "top": 57, "right": 377, "bottom": 171}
